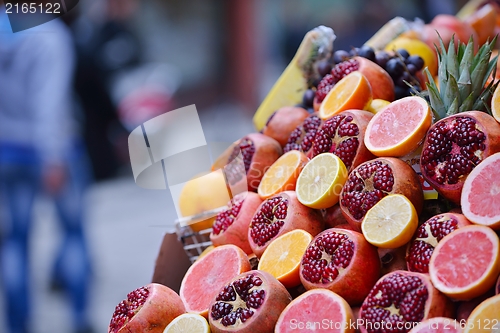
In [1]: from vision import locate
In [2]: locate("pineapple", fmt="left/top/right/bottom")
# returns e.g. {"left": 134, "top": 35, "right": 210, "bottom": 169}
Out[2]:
{"left": 419, "top": 35, "right": 499, "bottom": 119}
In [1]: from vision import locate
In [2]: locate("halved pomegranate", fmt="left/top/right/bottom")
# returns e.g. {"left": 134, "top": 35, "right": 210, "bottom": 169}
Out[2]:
{"left": 262, "top": 106, "right": 310, "bottom": 147}
{"left": 108, "top": 283, "right": 186, "bottom": 333}
{"left": 406, "top": 212, "right": 471, "bottom": 273}
{"left": 310, "top": 109, "right": 375, "bottom": 170}
{"left": 420, "top": 111, "right": 500, "bottom": 205}
{"left": 340, "top": 157, "right": 424, "bottom": 231}
{"left": 210, "top": 192, "right": 263, "bottom": 254}
{"left": 223, "top": 133, "right": 283, "bottom": 192}
{"left": 299, "top": 228, "right": 381, "bottom": 305}
{"left": 283, "top": 114, "right": 322, "bottom": 154}
{"left": 248, "top": 191, "right": 324, "bottom": 257}
{"left": 208, "top": 270, "right": 292, "bottom": 333}
{"left": 359, "top": 270, "right": 454, "bottom": 333}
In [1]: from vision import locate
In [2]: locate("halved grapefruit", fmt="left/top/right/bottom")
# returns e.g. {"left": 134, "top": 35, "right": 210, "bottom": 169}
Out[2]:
{"left": 429, "top": 225, "right": 500, "bottom": 300}
{"left": 275, "top": 289, "right": 355, "bottom": 333}
{"left": 179, "top": 244, "right": 251, "bottom": 318}
{"left": 461, "top": 152, "right": 500, "bottom": 230}
{"left": 364, "top": 96, "right": 432, "bottom": 157}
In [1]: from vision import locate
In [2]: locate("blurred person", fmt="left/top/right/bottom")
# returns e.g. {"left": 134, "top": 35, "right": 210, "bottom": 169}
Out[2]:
{"left": 71, "top": 0, "right": 141, "bottom": 180}
{"left": 0, "top": 4, "right": 93, "bottom": 333}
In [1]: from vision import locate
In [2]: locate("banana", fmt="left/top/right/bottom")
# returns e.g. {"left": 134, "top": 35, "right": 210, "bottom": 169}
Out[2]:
{"left": 253, "top": 25, "right": 336, "bottom": 131}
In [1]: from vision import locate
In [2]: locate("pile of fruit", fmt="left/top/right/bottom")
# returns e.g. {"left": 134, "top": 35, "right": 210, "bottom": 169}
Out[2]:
{"left": 108, "top": 2, "right": 500, "bottom": 333}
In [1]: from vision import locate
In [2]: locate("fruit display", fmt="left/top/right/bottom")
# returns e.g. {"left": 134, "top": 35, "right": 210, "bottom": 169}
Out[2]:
{"left": 109, "top": 2, "right": 500, "bottom": 332}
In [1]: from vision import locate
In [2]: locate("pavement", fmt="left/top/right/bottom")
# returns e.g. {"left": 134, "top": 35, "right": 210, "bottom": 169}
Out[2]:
{"left": 0, "top": 103, "right": 255, "bottom": 333}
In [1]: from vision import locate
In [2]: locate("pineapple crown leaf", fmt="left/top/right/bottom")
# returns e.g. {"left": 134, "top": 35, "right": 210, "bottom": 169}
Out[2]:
{"left": 420, "top": 34, "right": 499, "bottom": 120}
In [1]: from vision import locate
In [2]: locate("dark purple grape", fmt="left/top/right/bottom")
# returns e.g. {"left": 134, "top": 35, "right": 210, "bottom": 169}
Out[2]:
{"left": 333, "top": 50, "right": 350, "bottom": 64}
{"left": 395, "top": 85, "right": 410, "bottom": 99}
{"left": 302, "top": 89, "right": 315, "bottom": 107}
{"left": 396, "top": 71, "right": 412, "bottom": 87}
{"left": 406, "top": 63, "right": 418, "bottom": 75}
{"left": 317, "top": 60, "right": 332, "bottom": 77}
{"left": 307, "top": 107, "right": 315, "bottom": 114}
{"left": 375, "top": 51, "right": 391, "bottom": 69}
{"left": 386, "top": 58, "right": 405, "bottom": 79}
{"left": 349, "top": 47, "right": 360, "bottom": 57}
{"left": 358, "top": 45, "right": 376, "bottom": 62}
{"left": 312, "top": 78, "right": 322, "bottom": 88}
{"left": 396, "top": 49, "right": 410, "bottom": 59}
{"left": 406, "top": 55, "right": 425, "bottom": 71}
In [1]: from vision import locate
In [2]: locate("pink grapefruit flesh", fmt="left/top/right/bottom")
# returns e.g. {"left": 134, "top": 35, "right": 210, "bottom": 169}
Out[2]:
{"left": 275, "top": 289, "right": 355, "bottom": 333}
{"left": 461, "top": 152, "right": 500, "bottom": 230}
{"left": 179, "top": 244, "right": 251, "bottom": 318}
{"left": 364, "top": 96, "right": 432, "bottom": 157}
{"left": 429, "top": 225, "right": 500, "bottom": 300}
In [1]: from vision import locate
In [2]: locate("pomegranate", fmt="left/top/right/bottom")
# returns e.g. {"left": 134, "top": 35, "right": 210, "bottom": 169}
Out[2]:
{"left": 248, "top": 191, "right": 324, "bottom": 257}
{"left": 283, "top": 114, "right": 322, "bottom": 154}
{"left": 210, "top": 192, "right": 263, "bottom": 254}
{"left": 310, "top": 109, "right": 375, "bottom": 170}
{"left": 224, "top": 133, "right": 282, "bottom": 192}
{"left": 323, "top": 204, "right": 349, "bottom": 229}
{"left": 208, "top": 270, "right": 292, "bottom": 333}
{"left": 340, "top": 157, "right": 424, "bottom": 231}
{"left": 359, "top": 270, "right": 454, "bottom": 333}
{"left": 406, "top": 213, "right": 471, "bottom": 273}
{"left": 378, "top": 246, "right": 408, "bottom": 276}
{"left": 108, "top": 283, "right": 186, "bottom": 333}
{"left": 262, "top": 106, "right": 310, "bottom": 147}
{"left": 299, "top": 228, "right": 381, "bottom": 305}
{"left": 420, "top": 111, "right": 500, "bottom": 205}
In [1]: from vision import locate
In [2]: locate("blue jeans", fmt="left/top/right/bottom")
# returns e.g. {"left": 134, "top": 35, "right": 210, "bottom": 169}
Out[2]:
{"left": 0, "top": 143, "right": 92, "bottom": 333}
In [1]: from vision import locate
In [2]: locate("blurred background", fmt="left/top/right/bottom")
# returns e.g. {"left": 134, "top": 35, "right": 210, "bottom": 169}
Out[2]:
{"left": 0, "top": 0, "right": 469, "bottom": 332}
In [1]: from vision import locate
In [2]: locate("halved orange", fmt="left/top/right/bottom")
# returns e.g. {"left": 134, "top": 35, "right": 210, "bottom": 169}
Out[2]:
{"left": 361, "top": 194, "right": 418, "bottom": 248}
{"left": 491, "top": 82, "right": 500, "bottom": 124}
{"left": 364, "top": 96, "right": 432, "bottom": 157}
{"left": 257, "top": 229, "right": 313, "bottom": 288}
{"left": 464, "top": 294, "right": 500, "bottom": 333}
{"left": 319, "top": 71, "right": 373, "bottom": 120}
{"left": 296, "top": 153, "right": 348, "bottom": 209}
{"left": 257, "top": 150, "right": 308, "bottom": 199}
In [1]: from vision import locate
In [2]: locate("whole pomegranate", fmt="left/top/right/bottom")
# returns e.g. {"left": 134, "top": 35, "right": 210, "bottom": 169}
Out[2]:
{"left": 223, "top": 133, "right": 282, "bottom": 192}
{"left": 208, "top": 270, "right": 292, "bottom": 333}
{"left": 406, "top": 212, "right": 471, "bottom": 273}
{"left": 262, "top": 106, "right": 310, "bottom": 147}
{"left": 340, "top": 157, "right": 424, "bottom": 231}
{"left": 310, "top": 109, "right": 375, "bottom": 170}
{"left": 283, "top": 114, "right": 322, "bottom": 154}
{"left": 322, "top": 204, "right": 349, "bottom": 229}
{"left": 210, "top": 192, "right": 263, "bottom": 254}
{"left": 248, "top": 191, "right": 324, "bottom": 257}
{"left": 359, "top": 270, "right": 454, "bottom": 333}
{"left": 420, "top": 111, "right": 500, "bottom": 205}
{"left": 108, "top": 283, "right": 186, "bottom": 333}
{"left": 299, "top": 228, "right": 381, "bottom": 305}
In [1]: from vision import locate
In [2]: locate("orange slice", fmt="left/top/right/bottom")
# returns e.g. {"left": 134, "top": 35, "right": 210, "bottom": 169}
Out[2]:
{"left": 257, "top": 229, "right": 313, "bottom": 288}
{"left": 464, "top": 294, "right": 500, "bottom": 333}
{"left": 296, "top": 153, "right": 348, "bottom": 209}
{"left": 257, "top": 150, "right": 308, "bottom": 199}
{"left": 319, "top": 71, "right": 373, "bottom": 120}
{"left": 164, "top": 313, "right": 211, "bottom": 333}
{"left": 361, "top": 194, "right": 418, "bottom": 248}
{"left": 429, "top": 225, "right": 500, "bottom": 300}
{"left": 364, "top": 96, "right": 432, "bottom": 157}
{"left": 491, "top": 82, "right": 500, "bottom": 124}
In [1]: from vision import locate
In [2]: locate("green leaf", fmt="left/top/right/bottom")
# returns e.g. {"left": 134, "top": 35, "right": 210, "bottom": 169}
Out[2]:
{"left": 471, "top": 56, "right": 490, "bottom": 98}
{"left": 446, "top": 96, "right": 459, "bottom": 116}
{"left": 459, "top": 92, "right": 474, "bottom": 113}
{"left": 447, "top": 37, "right": 458, "bottom": 80}
{"left": 443, "top": 73, "right": 459, "bottom": 109}
{"left": 459, "top": 37, "right": 474, "bottom": 76}
{"left": 482, "top": 54, "right": 499, "bottom": 88}
{"left": 457, "top": 65, "right": 471, "bottom": 102}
